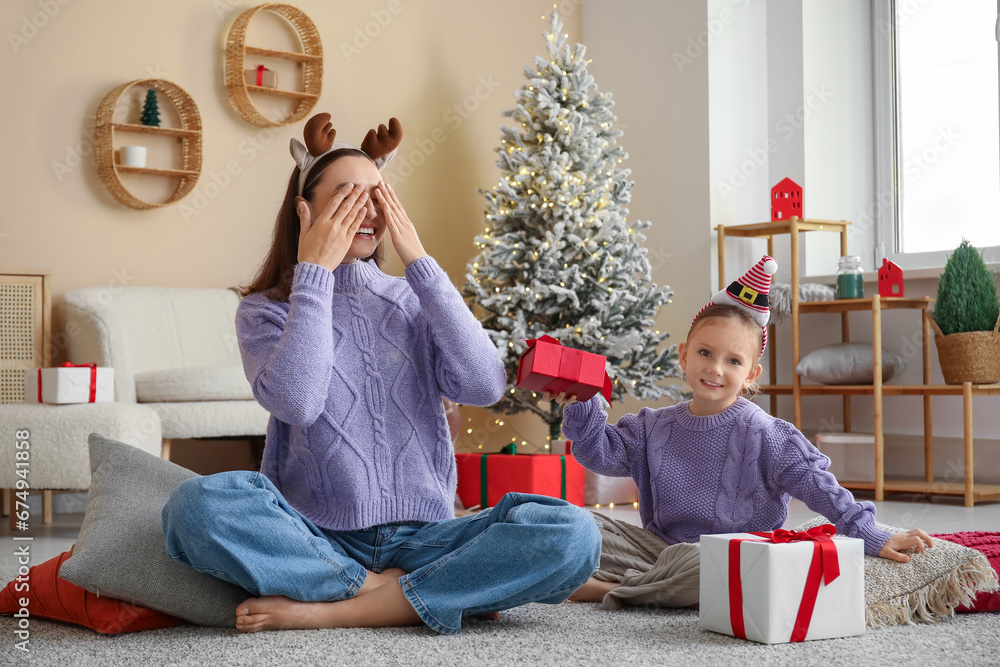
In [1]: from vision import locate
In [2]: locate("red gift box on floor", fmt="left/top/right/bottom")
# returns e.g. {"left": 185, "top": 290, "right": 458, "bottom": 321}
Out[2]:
{"left": 516, "top": 336, "right": 613, "bottom": 403}
{"left": 455, "top": 452, "right": 585, "bottom": 509}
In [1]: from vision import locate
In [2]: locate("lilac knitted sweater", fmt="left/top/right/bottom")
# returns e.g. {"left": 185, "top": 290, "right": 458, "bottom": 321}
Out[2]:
{"left": 563, "top": 396, "right": 893, "bottom": 556}
{"left": 236, "top": 257, "right": 506, "bottom": 531}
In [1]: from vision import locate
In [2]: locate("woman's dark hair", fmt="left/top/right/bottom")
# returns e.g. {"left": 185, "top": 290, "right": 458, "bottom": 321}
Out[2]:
{"left": 240, "top": 148, "right": 385, "bottom": 301}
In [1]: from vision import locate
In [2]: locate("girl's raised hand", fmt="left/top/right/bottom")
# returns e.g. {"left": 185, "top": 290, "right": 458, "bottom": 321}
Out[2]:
{"left": 373, "top": 181, "right": 427, "bottom": 267}
{"left": 296, "top": 183, "right": 370, "bottom": 271}
{"left": 544, "top": 391, "right": 578, "bottom": 406}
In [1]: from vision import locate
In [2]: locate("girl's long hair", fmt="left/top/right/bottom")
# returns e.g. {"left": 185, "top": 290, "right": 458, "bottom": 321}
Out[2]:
{"left": 240, "top": 148, "right": 385, "bottom": 301}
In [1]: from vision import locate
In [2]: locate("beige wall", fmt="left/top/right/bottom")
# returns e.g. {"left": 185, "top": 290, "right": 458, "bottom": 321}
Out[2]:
{"left": 2, "top": 0, "right": 584, "bottom": 295}
{"left": 582, "top": 0, "right": 711, "bottom": 428}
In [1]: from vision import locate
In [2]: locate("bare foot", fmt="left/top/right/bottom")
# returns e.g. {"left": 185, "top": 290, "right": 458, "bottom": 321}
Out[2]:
{"left": 471, "top": 611, "right": 501, "bottom": 621}
{"left": 567, "top": 577, "right": 620, "bottom": 602}
{"left": 236, "top": 596, "right": 329, "bottom": 633}
{"left": 235, "top": 580, "right": 422, "bottom": 633}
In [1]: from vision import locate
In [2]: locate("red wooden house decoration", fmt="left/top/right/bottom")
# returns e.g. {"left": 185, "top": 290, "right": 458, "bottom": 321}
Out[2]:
{"left": 771, "top": 178, "right": 803, "bottom": 221}
{"left": 878, "top": 258, "right": 904, "bottom": 297}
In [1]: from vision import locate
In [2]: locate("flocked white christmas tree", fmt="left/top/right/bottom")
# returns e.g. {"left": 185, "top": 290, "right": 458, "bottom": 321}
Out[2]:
{"left": 463, "top": 11, "right": 684, "bottom": 442}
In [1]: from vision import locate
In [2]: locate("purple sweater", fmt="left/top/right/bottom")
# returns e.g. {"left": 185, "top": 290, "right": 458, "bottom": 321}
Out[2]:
{"left": 563, "top": 397, "right": 893, "bottom": 556}
{"left": 236, "top": 257, "right": 506, "bottom": 531}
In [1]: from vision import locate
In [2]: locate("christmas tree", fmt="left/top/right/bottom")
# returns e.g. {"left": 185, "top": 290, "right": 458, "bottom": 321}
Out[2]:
{"left": 463, "top": 11, "right": 684, "bottom": 441}
{"left": 140, "top": 89, "right": 161, "bottom": 127}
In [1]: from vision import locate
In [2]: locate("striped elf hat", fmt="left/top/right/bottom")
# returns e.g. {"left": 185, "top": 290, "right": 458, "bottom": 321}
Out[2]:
{"left": 692, "top": 255, "right": 777, "bottom": 355}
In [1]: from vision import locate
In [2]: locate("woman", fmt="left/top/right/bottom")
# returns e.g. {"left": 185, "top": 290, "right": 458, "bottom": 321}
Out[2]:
{"left": 161, "top": 114, "right": 600, "bottom": 635}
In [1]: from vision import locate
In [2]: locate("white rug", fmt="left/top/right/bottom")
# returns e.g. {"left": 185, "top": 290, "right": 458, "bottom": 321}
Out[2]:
{"left": 2, "top": 601, "right": 998, "bottom": 666}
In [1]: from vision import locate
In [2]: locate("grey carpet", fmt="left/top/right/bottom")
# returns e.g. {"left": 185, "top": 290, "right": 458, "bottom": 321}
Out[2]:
{"left": 2, "top": 603, "right": 998, "bottom": 666}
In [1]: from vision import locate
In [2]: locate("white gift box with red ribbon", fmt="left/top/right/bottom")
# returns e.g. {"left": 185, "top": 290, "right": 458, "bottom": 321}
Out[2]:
{"left": 24, "top": 363, "right": 114, "bottom": 404}
{"left": 243, "top": 65, "right": 278, "bottom": 88}
{"left": 699, "top": 525, "right": 865, "bottom": 644}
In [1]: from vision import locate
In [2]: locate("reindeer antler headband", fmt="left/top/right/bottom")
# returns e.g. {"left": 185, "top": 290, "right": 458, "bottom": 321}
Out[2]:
{"left": 289, "top": 113, "right": 403, "bottom": 194}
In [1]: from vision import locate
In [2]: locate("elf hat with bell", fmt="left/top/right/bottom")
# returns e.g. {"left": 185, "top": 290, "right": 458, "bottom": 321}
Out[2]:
{"left": 692, "top": 255, "right": 777, "bottom": 354}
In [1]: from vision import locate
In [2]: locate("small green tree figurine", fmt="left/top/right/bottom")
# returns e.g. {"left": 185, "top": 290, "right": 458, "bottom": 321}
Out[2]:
{"left": 140, "top": 89, "right": 161, "bottom": 127}
{"left": 934, "top": 239, "right": 999, "bottom": 336}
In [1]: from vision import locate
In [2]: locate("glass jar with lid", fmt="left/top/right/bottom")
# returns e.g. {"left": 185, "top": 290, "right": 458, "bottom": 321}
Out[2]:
{"left": 836, "top": 256, "right": 864, "bottom": 299}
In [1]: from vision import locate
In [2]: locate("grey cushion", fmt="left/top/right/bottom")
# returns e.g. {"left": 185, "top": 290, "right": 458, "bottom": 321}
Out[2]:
{"left": 793, "top": 516, "right": 998, "bottom": 626}
{"left": 796, "top": 342, "right": 906, "bottom": 385}
{"left": 59, "top": 433, "right": 248, "bottom": 627}
{"left": 134, "top": 365, "right": 254, "bottom": 403}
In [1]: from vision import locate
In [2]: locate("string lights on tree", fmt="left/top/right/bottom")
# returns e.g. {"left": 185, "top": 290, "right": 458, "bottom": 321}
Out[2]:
{"left": 463, "top": 10, "right": 684, "bottom": 441}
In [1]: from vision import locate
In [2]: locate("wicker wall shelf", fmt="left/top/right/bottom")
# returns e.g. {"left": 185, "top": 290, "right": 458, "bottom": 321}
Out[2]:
{"left": 94, "top": 79, "right": 202, "bottom": 210}
{"left": 112, "top": 123, "right": 200, "bottom": 138}
{"left": 244, "top": 45, "right": 321, "bottom": 63}
{"left": 116, "top": 166, "right": 201, "bottom": 178}
{"left": 244, "top": 86, "right": 319, "bottom": 102}
{"left": 223, "top": 3, "right": 323, "bottom": 127}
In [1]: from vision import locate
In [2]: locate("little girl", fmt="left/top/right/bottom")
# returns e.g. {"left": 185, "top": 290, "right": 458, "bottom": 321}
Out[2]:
{"left": 555, "top": 255, "right": 933, "bottom": 609}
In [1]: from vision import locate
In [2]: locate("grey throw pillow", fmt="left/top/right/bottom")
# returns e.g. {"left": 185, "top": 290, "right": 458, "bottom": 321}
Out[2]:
{"left": 59, "top": 433, "right": 249, "bottom": 627}
{"left": 793, "top": 516, "right": 998, "bottom": 626}
{"left": 796, "top": 342, "right": 906, "bottom": 384}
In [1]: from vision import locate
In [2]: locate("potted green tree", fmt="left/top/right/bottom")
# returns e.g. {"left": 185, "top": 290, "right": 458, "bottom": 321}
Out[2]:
{"left": 931, "top": 239, "right": 1000, "bottom": 384}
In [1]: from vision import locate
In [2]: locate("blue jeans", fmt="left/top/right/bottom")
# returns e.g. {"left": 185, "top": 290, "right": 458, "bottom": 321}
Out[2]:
{"left": 161, "top": 470, "right": 601, "bottom": 634}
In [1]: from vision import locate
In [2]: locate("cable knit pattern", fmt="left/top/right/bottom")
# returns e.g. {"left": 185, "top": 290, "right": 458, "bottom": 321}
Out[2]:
{"left": 237, "top": 257, "right": 506, "bottom": 531}
{"left": 563, "top": 396, "right": 893, "bottom": 556}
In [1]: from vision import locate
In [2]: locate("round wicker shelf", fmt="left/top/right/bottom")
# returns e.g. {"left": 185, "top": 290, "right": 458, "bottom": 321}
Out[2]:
{"left": 223, "top": 3, "right": 323, "bottom": 127}
{"left": 94, "top": 79, "right": 203, "bottom": 210}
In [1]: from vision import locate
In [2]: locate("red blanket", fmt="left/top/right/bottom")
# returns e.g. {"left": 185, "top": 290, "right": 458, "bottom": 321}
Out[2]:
{"left": 932, "top": 531, "right": 1000, "bottom": 613}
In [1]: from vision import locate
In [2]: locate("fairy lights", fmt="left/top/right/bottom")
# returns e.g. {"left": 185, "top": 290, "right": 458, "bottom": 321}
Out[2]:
{"left": 461, "top": 10, "right": 683, "bottom": 426}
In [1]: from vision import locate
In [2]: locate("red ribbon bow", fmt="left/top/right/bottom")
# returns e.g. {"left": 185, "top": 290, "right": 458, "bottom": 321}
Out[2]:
{"left": 728, "top": 524, "right": 840, "bottom": 643}
{"left": 38, "top": 363, "right": 98, "bottom": 403}
{"left": 523, "top": 336, "right": 613, "bottom": 404}
{"left": 256, "top": 65, "right": 268, "bottom": 87}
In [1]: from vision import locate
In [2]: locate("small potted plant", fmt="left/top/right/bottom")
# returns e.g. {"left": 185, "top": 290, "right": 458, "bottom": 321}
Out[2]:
{"left": 931, "top": 239, "right": 1000, "bottom": 384}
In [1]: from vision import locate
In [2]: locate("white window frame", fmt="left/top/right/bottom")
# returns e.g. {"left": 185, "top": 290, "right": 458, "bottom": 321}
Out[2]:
{"left": 871, "top": 0, "right": 1000, "bottom": 270}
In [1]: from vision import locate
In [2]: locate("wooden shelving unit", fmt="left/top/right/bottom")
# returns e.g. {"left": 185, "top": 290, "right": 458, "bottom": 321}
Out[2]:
{"left": 223, "top": 3, "right": 323, "bottom": 127}
{"left": 94, "top": 79, "right": 202, "bottom": 210}
{"left": 717, "top": 217, "right": 1000, "bottom": 506}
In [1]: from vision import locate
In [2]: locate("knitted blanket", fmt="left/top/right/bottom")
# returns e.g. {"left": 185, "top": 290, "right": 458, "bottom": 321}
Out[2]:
{"left": 932, "top": 531, "right": 1000, "bottom": 613}
{"left": 768, "top": 283, "right": 836, "bottom": 325}
{"left": 588, "top": 514, "right": 1000, "bottom": 625}
{"left": 795, "top": 517, "right": 998, "bottom": 626}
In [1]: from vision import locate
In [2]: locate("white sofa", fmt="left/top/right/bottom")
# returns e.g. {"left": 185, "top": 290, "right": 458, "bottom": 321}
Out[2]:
{"left": 62, "top": 286, "right": 270, "bottom": 459}
{"left": 0, "top": 402, "right": 163, "bottom": 525}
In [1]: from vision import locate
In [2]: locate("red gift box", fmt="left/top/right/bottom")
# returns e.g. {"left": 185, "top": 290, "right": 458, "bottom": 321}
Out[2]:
{"left": 516, "top": 336, "right": 613, "bottom": 403}
{"left": 455, "top": 452, "right": 585, "bottom": 509}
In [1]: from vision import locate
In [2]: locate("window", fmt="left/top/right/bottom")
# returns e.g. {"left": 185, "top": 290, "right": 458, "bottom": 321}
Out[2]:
{"left": 873, "top": 0, "right": 1000, "bottom": 269}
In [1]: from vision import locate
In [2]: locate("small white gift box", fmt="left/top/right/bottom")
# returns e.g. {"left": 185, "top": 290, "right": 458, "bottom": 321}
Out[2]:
{"left": 699, "top": 527, "right": 865, "bottom": 644}
{"left": 550, "top": 439, "right": 572, "bottom": 455}
{"left": 244, "top": 65, "right": 278, "bottom": 88}
{"left": 24, "top": 364, "right": 114, "bottom": 404}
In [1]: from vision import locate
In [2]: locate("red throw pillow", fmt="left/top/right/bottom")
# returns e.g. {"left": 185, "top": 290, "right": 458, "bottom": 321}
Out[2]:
{"left": 932, "top": 531, "right": 1000, "bottom": 613}
{"left": 0, "top": 551, "right": 186, "bottom": 634}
